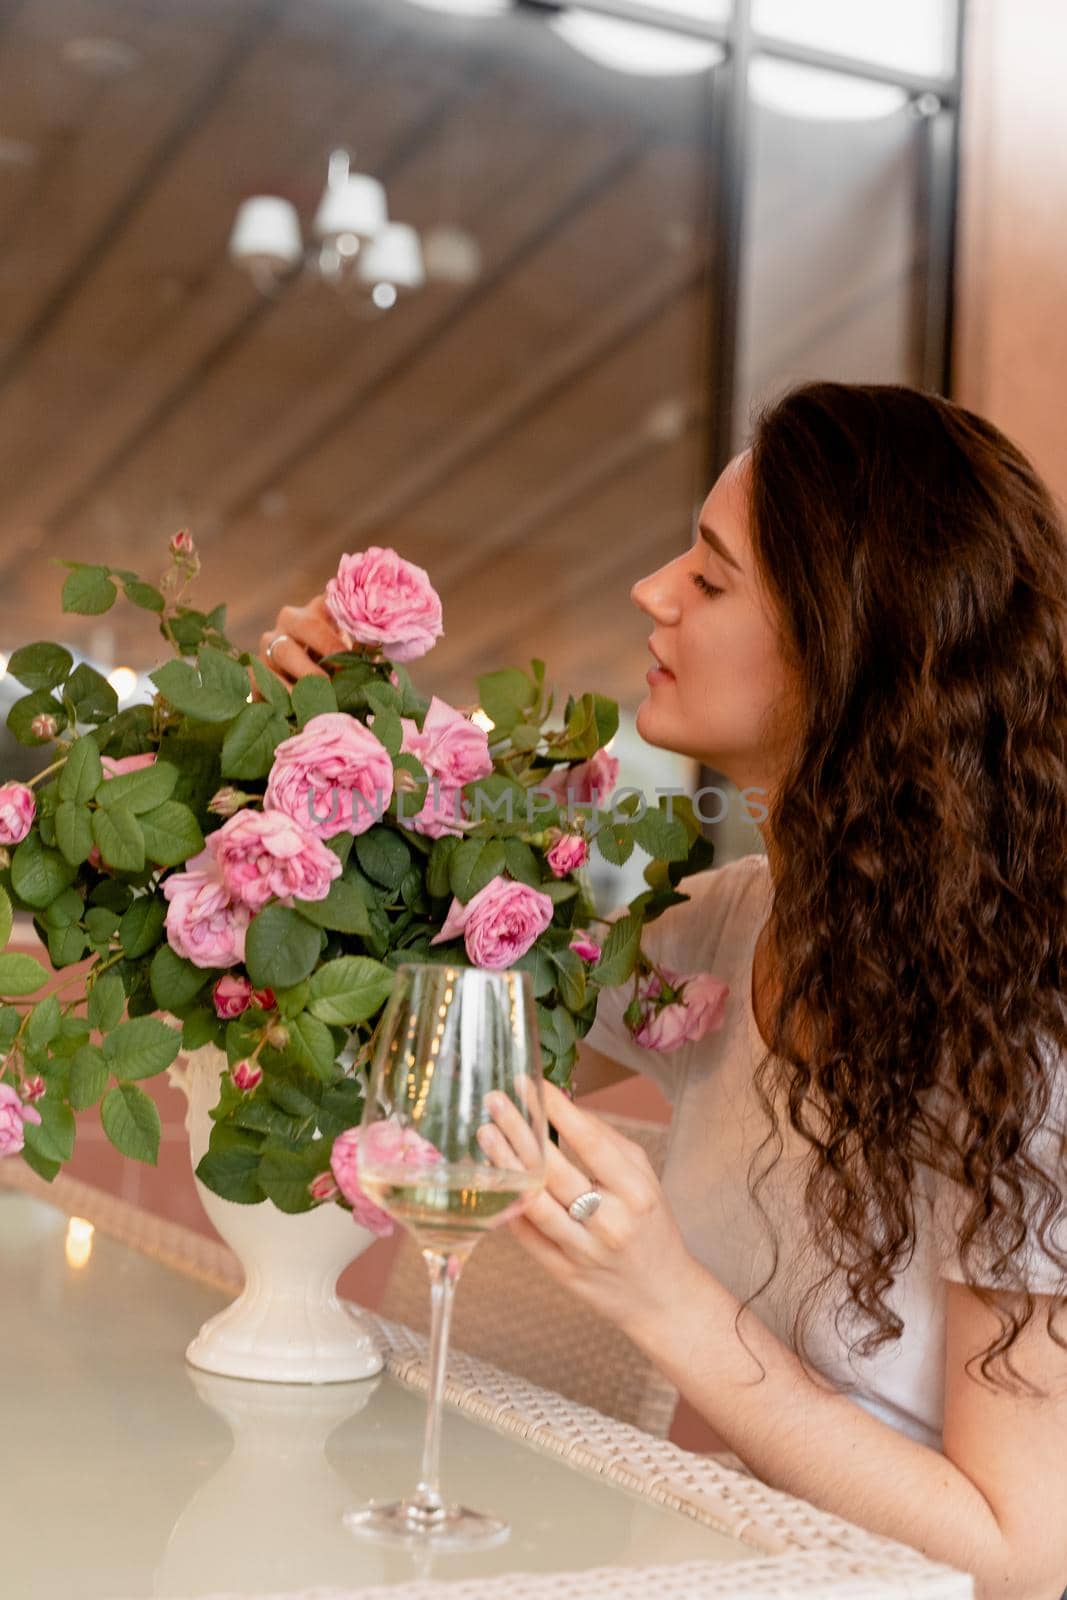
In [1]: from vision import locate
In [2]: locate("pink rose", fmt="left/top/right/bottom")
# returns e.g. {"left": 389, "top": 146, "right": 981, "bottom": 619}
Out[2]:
{"left": 213, "top": 974, "right": 253, "bottom": 1019}
{"left": 536, "top": 749, "right": 619, "bottom": 811}
{"left": 0, "top": 1082, "right": 42, "bottom": 1158}
{"left": 324, "top": 547, "right": 444, "bottom": 664}
{"left": 206, "top": 808, "right": 343, "bottom": 910}
{"left": 0, "top": 782, "right": 35, "bottom": 846}
{"left": 162, "top": 848, "right": 251, "bottom": 969}
{"left": 546, "top": 833, "right": 588, "bottom": 878}
{"left": 330, "top": 1118, "right": 443, "bottom": 1237}
{"left": 569, "top": 931, "right": 602, "bottom": 963}
{"left": 632, "top": 967, "right": 730, "bottom": 1051}
{"left": 265, "top": 712, "right": 394, "bottom": 840}
{"left": 100, "top": 752, "right": 157, "bottom": 778}
{"left": 393, "top": 697, "right": 493, "bottom": 839}
{"left": 232, "top": 1060, "right": 262, "bottom": 1093}
{"left": 431, "top": 875, "right": 555, "bottom": 970}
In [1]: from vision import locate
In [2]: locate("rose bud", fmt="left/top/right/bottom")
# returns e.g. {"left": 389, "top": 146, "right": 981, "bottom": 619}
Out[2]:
{"left": 265, "top": 1022, "right": 290, "bottom": 1050}
{"left": 546, "top": 832, "right": 588, "bottom": 878}
{"left": 213, "top": 974, "right": 253, "bottom": 1019}
{"left": 207, "top": 786, "right": 247, "bottom": 818}
{"left": 569, "top": 931, "right": 602, "bottom": 963}
{"left": 0, "top": 782, "right": 36, "bottom": 846}
{"left": 22, "top": 1076, "right": 46, "bottom": 1103}
{"left": 309, "top": 1171, "right": 339, "bottom": 1203}
{"left": 250, "top": 987, "right": 276, "bottom": 1010}
{"left": 231, "top": 1059, "right": 263, "bottom": 1093}
{"left": 30, "top": 713, "right": 57, "bottom": 740}
{"left": 170, "top": 529, "right": 196, "bottom": 556}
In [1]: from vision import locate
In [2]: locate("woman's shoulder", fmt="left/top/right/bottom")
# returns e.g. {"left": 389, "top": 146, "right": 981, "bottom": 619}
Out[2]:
{"left": 641, "top": 849, "right": 770, "bottom": 967}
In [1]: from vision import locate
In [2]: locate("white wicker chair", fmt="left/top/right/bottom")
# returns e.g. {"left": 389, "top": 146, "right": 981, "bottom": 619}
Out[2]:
{"left": 380, "top": 1112, "right": 681, "bottom": 1438}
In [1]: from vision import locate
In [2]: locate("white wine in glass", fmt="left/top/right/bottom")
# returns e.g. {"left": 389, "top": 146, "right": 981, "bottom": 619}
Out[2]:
{"left": 342, "top": 962, "right": 547, "bottom": 1550}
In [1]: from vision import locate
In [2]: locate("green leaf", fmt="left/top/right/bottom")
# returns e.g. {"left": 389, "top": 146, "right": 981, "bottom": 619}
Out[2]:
{"left": 70, "top": 1044, "right": 109, "bottom": 1109}
{"left": 513, "top": 943, "right": 557, "bottom": 999}
{"left": 368, "top": 706, "right": 402, "bottom": 757}
{"left": 47, "top": 923, "right": 90, "bottom": 968}
{"left": 0, "top": 952, "right": 49, "bottom": 995}
{"left": 137, "top": 801, "right": 203, "bottom": 867}
{"left": 632, "top": 804, "right": 692, "bottom": 862}
{"left": 256, "top": 1139, "right": 329, "bottom": 1214}
{"left": 427, "top": 837, "right": 460, "bottom": 900}
{"left": 44, "top": 886, "right": 85, "bottom": 928}
{"left": 62, "top": 564, "right": 117, "bottom": 615}
{"left": 0, "top": 1006, "right": 19, "bottom": 1051}
{"left": 65, "top": 663, "right": 118, "bottom": 723}
{"left": 594, "top": 821, "right": 634, "bottom": 867}
{"left": 6, "top": 689, "right": 67, "bottom": 745}
{"left": 103, "top": 1016, "right": 181, "bottom": 1081}
{"left": 55, "top": 801, "right": 94, "bottom": 865}
{"left": 0, "top": 885, "right": 12, "bottom": 950}
{"left": 246, "top": 653, "right": 292, "bottom": 715}
{"left": 95, "top": 760, "right": 177, "bottom": 814}
{"left": 87, "top": 971, "right": 126, "bottom": 1032}
{"left": 196, "top": 1134, "right": 266, "bottom": 1205}
{"left": 221, "top": 703, "right": 290, "bottom": 780}
{"left": 284, "top": 1013, "right": 338, "bottom": 1080}
{"left": 449, "top": 839, "right": 507, "bottom": 903}
{"left": 149, "top": 943, "right": 211, "bottom": 1010}
{"left": 355, "top": 826, "right": 412, "bottom": 892}
{"left": 150, "top": 646, "right": 251, "bottom": 723}
{"left": 551, "top": 947, "right": 587, "bottom": 1011}
{"left": 6, "top": 642, "right": 74, "bottom": 692}
{"left": 19, "top": 1143, "right": 60, "bottom": 1183}
{"left": 91, "top": 804, "right": 145, "bottom": 872}
{"left": 119, "top": 896, "right": 166, "bottom": 959}
{"left": 84, "top": 906, "right": 120, "bottom": 945}
{"left": 293, "top": 876, "right": 372, "bottom": 936}
{"left": 476, "top": 667, "right": 536, "bottom": 735}
{"left": 291, "top": 675, "right": 338, "bottom": 727}
{"left": 10, "top": 832, "right": 77, "bottom": 908}
{"left": 58, "top": 735, "right": 104, "bottom": 804}
{"left": 591, "top": 912, "right": 643, "bottom": 988}
{"left": 101, "top": 1082, "right": 160, "bottom": 1163}
{"left": 24, "top": 993, "right": 61, "bottom": 1050}
{"left": 306, "top": 955, "right": 395, "bottom": 1025}
{"left": 501, "top": 838, "right": 540, "bottom": 887}
{"left": 122, "top": 578, "right": 164, "bottom": 612}
{"left": 536, "top": 1002, "right": 577, "bottom": 1060}
{"left": 244, "top": 905, "right": 322, "bottom": 991}
{"left": 178, "top": 1005, "right": 226, "bottom": 1051}
{"left": 23, "top": 1097, "right": 76, "bottom": 1164}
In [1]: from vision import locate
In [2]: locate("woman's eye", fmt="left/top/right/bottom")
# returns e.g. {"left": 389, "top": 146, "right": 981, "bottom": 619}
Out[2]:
{"left": 690, "top": 572, "right": 723, "bottom": 598}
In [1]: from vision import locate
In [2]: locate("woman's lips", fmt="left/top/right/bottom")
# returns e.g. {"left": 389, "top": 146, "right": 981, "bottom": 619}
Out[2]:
{"left": 646, "top": 663, "right": 674, "bottom": 685}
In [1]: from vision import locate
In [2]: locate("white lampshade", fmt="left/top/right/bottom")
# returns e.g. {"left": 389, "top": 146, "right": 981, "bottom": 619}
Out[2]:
{"left": 228, "top": 197, "right": 303, "bottom": 270}
{"left": 312, "top": 173, "right": 388, "bottom": 244}
{"left": 357, "top": 222, "right": 426, "bottom": 292}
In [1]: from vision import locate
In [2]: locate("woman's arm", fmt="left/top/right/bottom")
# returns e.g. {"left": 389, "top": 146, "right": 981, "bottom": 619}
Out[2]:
{"left": 485, "top": 1083, "right": 1067, "bottom": 1600}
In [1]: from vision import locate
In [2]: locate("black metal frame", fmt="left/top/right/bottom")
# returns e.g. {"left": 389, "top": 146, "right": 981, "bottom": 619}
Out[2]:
{"left": 521, "top": 0, "right": 967, "bottom": 469}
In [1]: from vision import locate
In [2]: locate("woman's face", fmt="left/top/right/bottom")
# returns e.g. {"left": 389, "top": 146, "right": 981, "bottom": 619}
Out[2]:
{"left": 630, "top": 449, "right": 797, "bottom": 805}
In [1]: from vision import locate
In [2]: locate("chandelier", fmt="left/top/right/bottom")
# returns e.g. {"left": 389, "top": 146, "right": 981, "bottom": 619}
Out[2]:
{"left": 228, "top": 150, "right": 480, "bottom": 308}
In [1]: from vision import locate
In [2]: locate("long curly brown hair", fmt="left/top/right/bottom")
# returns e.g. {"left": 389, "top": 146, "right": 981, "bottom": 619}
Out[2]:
{"left": 737, "top": 380, "right": 1067, "bottom": 1396}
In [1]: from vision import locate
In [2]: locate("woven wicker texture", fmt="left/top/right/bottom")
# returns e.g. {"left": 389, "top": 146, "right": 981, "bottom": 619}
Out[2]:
{"left": 380, "top": 1112, "right": 680, "bottom": 1437}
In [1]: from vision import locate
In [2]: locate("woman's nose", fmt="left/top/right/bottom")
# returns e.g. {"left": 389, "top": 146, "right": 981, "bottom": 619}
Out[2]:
{"left": 630, "top": 568, "right": 682, "bottom": 623}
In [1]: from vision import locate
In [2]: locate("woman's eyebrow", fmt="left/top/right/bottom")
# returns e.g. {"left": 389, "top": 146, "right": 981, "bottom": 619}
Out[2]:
{"left": 698, "top": 521, "right": 742, "bottom": 573}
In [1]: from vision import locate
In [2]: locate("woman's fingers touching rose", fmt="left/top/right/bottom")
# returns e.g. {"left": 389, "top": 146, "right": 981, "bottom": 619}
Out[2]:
{"left": 256, "top": 593, "right": 348, "bottom": 684}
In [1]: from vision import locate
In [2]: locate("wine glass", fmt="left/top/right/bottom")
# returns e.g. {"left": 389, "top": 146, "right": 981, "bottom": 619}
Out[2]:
{"left": 342, "top": 962, "right": 547, "bottom": 1550}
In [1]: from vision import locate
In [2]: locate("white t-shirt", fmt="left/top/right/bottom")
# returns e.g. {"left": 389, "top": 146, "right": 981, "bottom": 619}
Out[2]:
{"left": 585, "top": 851, "right": 1067, "bottom": 1451}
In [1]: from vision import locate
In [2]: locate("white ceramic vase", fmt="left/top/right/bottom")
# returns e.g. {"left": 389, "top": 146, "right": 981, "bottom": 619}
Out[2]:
{"left": 167, "top": 1041, "right": 384, "bottom": 1384}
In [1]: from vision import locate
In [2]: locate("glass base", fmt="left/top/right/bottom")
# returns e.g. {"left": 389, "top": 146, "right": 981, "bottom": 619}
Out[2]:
{"left": 343, "top": 1497, "right": 510, "bottom": 1551}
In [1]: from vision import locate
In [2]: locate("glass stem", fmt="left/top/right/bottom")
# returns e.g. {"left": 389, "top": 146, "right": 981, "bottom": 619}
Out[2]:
{"left": 411, "top": 1248, "right": 464, "bottom": 1520}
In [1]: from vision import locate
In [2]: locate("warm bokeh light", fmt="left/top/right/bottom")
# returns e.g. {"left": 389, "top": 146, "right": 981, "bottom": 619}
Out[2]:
{"left": 65, "top": 1217, "right": 95, "bottom": 1271}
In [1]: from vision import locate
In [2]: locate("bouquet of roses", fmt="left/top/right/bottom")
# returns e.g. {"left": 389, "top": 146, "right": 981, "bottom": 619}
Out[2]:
{"left": 0, "top": 535, "right": 727, "bottom": 1225}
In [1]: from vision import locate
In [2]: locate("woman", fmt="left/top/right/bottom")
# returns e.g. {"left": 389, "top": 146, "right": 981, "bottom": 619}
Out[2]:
{"left": 260, "top": 381, "right": 1067, "bottom": 1600}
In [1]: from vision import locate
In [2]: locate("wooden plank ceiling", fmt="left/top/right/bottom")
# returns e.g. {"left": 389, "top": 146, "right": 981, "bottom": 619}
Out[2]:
{"left": 0, "top": 0, "right": 719, "bottom": 718}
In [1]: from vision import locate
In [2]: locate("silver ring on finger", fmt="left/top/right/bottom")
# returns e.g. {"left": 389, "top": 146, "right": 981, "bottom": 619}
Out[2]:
{"left": 567, "top": 1188, "right": 603, "bottom": 1224}
{"left": 265, "top": 632, "right": 291, "bottom": 665}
